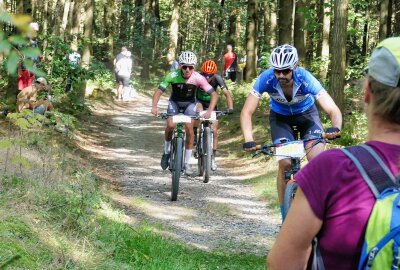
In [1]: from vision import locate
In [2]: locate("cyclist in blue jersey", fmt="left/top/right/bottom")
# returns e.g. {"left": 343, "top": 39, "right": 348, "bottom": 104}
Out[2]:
{"left": 240, "top": 44, "right": 342, "bottom": 219}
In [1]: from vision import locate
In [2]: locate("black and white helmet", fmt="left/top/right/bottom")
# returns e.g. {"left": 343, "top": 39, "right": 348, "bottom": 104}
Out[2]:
{"left": 178, "top": 51, "right": 197, "bottom": 66}
{"left": 270, "top": 44, "right": 298, "bottom": 70}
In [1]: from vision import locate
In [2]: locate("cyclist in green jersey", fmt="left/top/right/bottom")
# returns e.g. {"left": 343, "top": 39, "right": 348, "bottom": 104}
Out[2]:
{"left": 151, "top": 51, "right": 218, "bottom": 175}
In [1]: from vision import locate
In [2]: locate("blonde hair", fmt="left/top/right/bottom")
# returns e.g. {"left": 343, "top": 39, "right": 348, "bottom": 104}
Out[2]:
{"left": 369, "top": 76, "right": 400, "bottom": 125}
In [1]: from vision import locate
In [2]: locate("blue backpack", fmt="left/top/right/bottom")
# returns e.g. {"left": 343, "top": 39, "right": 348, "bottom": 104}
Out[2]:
{"left": 312, "top": 144, "right": 400, "bottom": 270}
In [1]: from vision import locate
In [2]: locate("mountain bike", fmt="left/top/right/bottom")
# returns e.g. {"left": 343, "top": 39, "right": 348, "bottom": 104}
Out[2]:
{"left": 159, "top": 113, "right": 194, "bottom": 201}
{"left": 253, "top": 128, "right": 339, "bottom": 219}
{"left": 195, "top": 110, "right": 228, "bottom": 183}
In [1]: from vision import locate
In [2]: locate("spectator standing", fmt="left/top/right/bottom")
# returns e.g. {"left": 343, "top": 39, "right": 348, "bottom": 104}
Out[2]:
{"left": 115, "top": 50, "right": 132, "bottom": 101}
{"left": 170, "top": 58, "right": 179, "bottom": 71}
{"left": 65, "top": 43, "right": 81, "bottom": 93}
{"left": 222, "top": 44, "right": 238, "bottom": 82}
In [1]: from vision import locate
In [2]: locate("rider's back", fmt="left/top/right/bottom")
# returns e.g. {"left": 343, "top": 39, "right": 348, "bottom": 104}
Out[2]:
{"left": 295, "top": 141, "right": 400, "bottom": 270}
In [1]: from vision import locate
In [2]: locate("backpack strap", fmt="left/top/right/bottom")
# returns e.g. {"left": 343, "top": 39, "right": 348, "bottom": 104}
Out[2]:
{"left": 341, "top": 144, "right": 398, "bottom": 198}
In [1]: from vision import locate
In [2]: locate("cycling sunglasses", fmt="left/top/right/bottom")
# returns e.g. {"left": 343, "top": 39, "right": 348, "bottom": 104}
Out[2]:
{"left": 274, "top": 68, "right": 292, "bottom": 75}
{"left": 182, "top": 65, "right": 194, "bottom": 70}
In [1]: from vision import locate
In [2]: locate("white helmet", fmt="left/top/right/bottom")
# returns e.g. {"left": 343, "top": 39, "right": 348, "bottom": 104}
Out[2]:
{"left": 270, "top": 44, "right": 298, "bottom": 70}
{"left": 178, "top": 51, "right": 197, "bottom": 66}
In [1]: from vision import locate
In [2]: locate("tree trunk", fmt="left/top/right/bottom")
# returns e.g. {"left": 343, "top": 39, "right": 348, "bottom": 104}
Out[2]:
{"left": 320, "top": 0, "right": 330, "bottom": 80}
{"left": 387, "top": 0, "right": 392, "bottom": 36}
{"left": 140, "top": 0, "right": 151, "bottom": 79}
{"left": 71, "top": 0, "right": 82, "bottom": 37}
{"left": 294, "top": 0, "right": 306, "bottom": 64}
{"left": 104, "top": 0, "right": 115, "bottom": 65}
{"left": 362, "top": 8, "right": 369, "bottom": 56}
{"left": 329, "top": 0, "right": 349, "bottom": 111}
{"left": 245, "top": 0, "right": 258, "bottom": 82}
{"left": 270, "top": 0, "right": 277, "bottom": 48}
{"left": 278, "top": 0, "right": 294, "bottom": 44}
{"left": 167, "top": 0, "right": 180, "bottom": 65}
{"left": 379, "top": 0, "right": 389, "bottom": 41}
{"left": 82, "top": 0, "right": 94, "bottom": 68}
{"left": 263, "top": 1, "right": 271, "bottom": 49}
{"left": 59, "top": 0, "right": 71, "bottom": 40}
{"left": 133, "top": 0, "right": 143, "bottom": 56}
{"left": 394, "top": 0, "right": 400, "bottom": 36}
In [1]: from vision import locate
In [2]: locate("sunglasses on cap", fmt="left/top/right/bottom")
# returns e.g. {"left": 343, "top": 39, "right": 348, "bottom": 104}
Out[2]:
{"left": 274, "top": 69, "right": 292, "bottom": 75}
{"left": 182, "top": 65, "right": 194, "bottom": 70}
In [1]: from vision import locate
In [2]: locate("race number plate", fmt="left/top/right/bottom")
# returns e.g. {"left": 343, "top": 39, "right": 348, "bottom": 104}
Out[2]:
{"left": 275, "top": 141, "right": 305, "bottom": 161}
{"left": 172, "top": 114, "right": 192, "bottom": 124}
{"left": 199, "top": 111, "right": 217, "bottom": 121}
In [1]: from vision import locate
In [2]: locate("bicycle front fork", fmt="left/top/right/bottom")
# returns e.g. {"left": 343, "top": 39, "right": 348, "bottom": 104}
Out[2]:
{"left": 284, "top": 158, "right": 301, "bottom": 181}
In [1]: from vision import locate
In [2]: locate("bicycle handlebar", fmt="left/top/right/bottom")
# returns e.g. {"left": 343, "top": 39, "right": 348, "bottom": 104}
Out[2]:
{"left": 252, "top": 132, "right": 341, "bottom": 158}
{"left": 157, "top": 110, "right": 232, "bottom": 120}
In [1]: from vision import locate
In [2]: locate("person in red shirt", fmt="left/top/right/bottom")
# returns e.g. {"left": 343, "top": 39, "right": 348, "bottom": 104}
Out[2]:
{"left": 222, "top": 44, "right": 238, "bottom": 82}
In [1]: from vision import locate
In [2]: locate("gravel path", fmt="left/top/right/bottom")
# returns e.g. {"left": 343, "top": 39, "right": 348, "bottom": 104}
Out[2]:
{"left": 79, "top": 93, "right": 280, "bottom": 255}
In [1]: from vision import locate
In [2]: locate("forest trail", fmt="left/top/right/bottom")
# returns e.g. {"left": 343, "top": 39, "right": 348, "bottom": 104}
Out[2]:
{"left": 76, "top": 93, "right": 280, "bottom": 255}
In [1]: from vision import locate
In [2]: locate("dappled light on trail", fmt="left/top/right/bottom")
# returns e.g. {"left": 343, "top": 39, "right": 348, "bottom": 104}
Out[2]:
{"left": 78, "top": 93, "right": 280, "bottom": 255}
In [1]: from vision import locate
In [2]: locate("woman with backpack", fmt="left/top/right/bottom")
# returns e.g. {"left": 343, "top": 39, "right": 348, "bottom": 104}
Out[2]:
{"left": 267, "top": 37, "right": 400, "bottom": 270}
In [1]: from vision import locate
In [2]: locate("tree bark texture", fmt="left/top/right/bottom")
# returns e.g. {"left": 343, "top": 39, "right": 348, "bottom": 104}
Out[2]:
{"left": 379, "top": 0, "right": 389, "bottom": 41}
{"left": 294, "top": 0, "right": 306, "bottom": 64}
{"left": 278, "top": 0, "right": 294, "bottom": 44}
{"left": 329, "top": 0, "right": 349, "bottom": 111}
{"left": 167, "top": 0, "right": 180, "bottom": 65}
{"left": 245, "top": 0, "right": 258, "bottom": 82}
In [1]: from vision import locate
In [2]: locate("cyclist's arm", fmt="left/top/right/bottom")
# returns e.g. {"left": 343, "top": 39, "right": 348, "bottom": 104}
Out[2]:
{"left": 207, "top": 90, "right": 218, "bottom": 114}
{"left": 240, "top": 93, "right": 259, "bottom": 142}
{"left": 316, "top": 91, "right": 343, "bottom": 130}
{"left": 151, "top": 89, "right": 164, "bottom": 115}
{"left": 267, "top": 188, "right": 322, "bottom": 270}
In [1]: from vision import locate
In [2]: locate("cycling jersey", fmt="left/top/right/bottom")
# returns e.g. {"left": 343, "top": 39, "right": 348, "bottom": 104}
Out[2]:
{"left": 252, "top": 67, "right": 326, "bottom": 115}
{"left": 159, "top": 70, "right": 214, "bottom": 103}
{"left": 197, "top": 73, "right": 227, "bottom": 103}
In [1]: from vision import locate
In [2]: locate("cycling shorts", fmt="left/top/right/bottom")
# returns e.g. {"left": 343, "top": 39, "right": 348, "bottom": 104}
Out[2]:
{"left": 269, "top": 105, "right": 323, "bottom": 144}
{"left": 116, "top": 75, "right": 130, "bottom": 87}
{"left": 197, "top": 100, "right": 218, "bottom": 111}
{"left": 167, "top": 100, "right": 197, "bottom": 117}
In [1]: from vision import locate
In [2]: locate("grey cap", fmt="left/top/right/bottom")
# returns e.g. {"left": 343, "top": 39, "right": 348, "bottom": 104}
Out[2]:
{"left": 366, "top": 37, "right": 400, "bottom": 87}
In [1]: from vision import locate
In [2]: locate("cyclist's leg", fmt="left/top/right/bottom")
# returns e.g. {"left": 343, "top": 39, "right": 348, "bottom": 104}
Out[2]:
{"left": 298, "top": 105, "right": 324, "bottom": 161}
{"left": 193, "top": 102, "right": 205, "bottom": 144}
{"left": 270, "top": 110, "right": 295, "bottom": 219}
{"left": 165, "top": 101, "right": 179, "bottom": 152}
{"left": 182, "top": 102, "right": 197, "bottom": 175}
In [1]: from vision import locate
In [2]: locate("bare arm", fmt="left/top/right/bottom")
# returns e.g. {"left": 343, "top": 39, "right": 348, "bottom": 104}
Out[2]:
{"left": 317, "top": 92, "right": 342, "bottom": 130}
{"left": 151, "top": 89, "right": 164, "bottom": 115}
{"left": 203, "top": 91, "right": 218, "bottom": 119}
{"left": 222, "top": 89, "right": 233, "bottom": 110}
{"left": 240, "top": 94, "right": 259, "bottom": 143}
{"left": 267, "top": 188, "right": 322, "bottom": 270}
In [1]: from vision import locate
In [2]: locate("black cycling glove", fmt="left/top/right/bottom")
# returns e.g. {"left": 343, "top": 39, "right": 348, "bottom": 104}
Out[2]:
{"left": 243, "top": 141, "right": 256, "bottom": 150}
{"left": 325, "top": 127, "right": 341, "bottom": 134}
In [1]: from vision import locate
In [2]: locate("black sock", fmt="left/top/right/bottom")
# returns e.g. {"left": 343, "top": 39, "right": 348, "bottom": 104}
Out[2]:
{"left": 213, "top": 149, "right": 216, "bottom": 157}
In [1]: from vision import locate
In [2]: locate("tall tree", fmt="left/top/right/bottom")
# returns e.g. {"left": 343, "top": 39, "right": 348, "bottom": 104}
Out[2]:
{"left": 329, "top": 0, "right": 349, "bottom": 111}
{"left": 245, "top": 0, "right": 258, "bottom": 82}
{"left": 379, "top": 0, "right": 389, "bottom": 41}
{"left": 167, "top": 0, "right": 180, "bottom": 65}
{"left": 104, "top": 0, "right": 115, "bottom": 65}
{"left": 319, "top": 0, "right": 330, "bottom": 80}
{"left": 394, "top": 0, "right": 400, "bottom": 35}
{"left": 82, "top": 0, "right": 94, "bottom": 67}
{"left": 278, "top": 0, "right": 294, "bottom": 44}
{"left": 140, "top": 0, "right": 152, "bottom": 79}
{"left": 294, "top": 0, "right": 306, "bottom": 64}
{"left": 59, "top": 0, "right": 71, "bottom": 39}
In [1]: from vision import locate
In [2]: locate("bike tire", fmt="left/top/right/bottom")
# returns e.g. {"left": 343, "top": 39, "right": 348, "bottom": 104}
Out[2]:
{"left": 203, "top": 127, "right": 212, "bottom": 183}
{"left": 171, "top": 137, "right": 183, "bottom": 201}
{"left": 197, "top": 135, "right": 204, "bottom": 176}
{"left": 283, "top": 181, "right": 298, "bottom": 220}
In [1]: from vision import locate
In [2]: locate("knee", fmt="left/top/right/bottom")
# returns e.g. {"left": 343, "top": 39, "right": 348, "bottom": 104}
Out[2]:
{"left": 278, "top": 159, "right": 291, "bottom": 171}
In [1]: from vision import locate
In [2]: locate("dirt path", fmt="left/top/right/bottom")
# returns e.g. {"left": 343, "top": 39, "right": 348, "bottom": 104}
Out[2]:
{"left": 77, "top": 94, "right": 280, "bottom": 255}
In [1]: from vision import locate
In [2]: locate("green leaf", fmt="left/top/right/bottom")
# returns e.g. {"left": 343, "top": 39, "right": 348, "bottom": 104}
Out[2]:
{"left": 0, "top": 138, "right": 12, "bottom": 148}
{"left": 23, "top": 59, "right": 46, "bottom": 77}
{"left": 0, "top": 39, "right": 12, "bottom": 54}
{"left": 6, "top": 51, "right": 19, "bottom": 74}
{"left": 15, "top": 117, "right": 30, "bottom": 129}
{"left": 8, "top": 35, "right": 27, "bottom": 46}
{"left": 0, "top": 11, "right": 12, "bottom": 24}
{"left": 21, "top": 47, "right": 41, "bottom": 58}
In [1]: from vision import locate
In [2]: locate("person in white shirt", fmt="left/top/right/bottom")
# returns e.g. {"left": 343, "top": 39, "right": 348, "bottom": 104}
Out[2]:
{"left": 115, "top": 50, "right": 132, "bottom": 100}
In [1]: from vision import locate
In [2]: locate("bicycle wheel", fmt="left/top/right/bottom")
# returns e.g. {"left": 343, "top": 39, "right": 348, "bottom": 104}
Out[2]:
{"left": 283, "top": 181, "right": 298, "bottom": 220}
{"left": 197, "top": 131, "right": 204, "bottom": 176}
{"left": 203, "top": 127, "right": 212, "bottom": 183}
{"left": 171, "top": 137, "right": 183, "bottom": 201}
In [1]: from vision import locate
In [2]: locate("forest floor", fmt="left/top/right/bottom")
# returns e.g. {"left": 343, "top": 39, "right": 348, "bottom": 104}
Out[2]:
{"left": 76, "top": 92, "right": 280, "bottom": 256}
